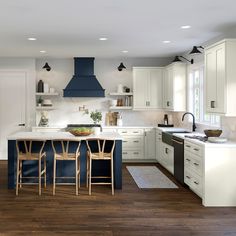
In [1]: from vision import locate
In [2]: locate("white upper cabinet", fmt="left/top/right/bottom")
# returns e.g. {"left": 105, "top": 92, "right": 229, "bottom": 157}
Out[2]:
{"left": 133, "top": 67, "right": 163, "bottom": 110}
{"left": 163, "top": 62, "right": 186, "bottom": 111}
{"left": 205, "top": 39, "right": 236, "bottom": 115}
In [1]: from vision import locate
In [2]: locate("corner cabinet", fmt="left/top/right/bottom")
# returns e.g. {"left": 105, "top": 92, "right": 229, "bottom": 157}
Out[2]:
{"left": 205, "top": 39, "right": 236, "bottom": 115}
{"left": 133, "top": 67, "right": 163, "bottom": 110}
{"left": 163, "top": 62, "right": 186, "bottom": 111}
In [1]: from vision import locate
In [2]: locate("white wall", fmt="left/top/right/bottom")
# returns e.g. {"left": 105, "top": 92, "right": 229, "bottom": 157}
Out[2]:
{"left": 0, "top": 58, "right": 36, "bottom": 128}
{"left": 35, "top": 57, "right": 174, "bottom": 127}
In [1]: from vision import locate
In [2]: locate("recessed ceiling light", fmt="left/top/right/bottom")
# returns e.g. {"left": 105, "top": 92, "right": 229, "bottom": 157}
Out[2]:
{"left": 122, "top": 50, "right": 128, "bottom": 53}
{"left": 162, "top": 40, "right": 171, "bottom": 44}
{"left": 181, "top": 25, "right": 191, "bottom": 29}
{"left": 40, "top": 50, "right": 46, "bottom": 53}
{"left": 99, "top": 37, "right": 108, "bottom": 41}
{"left": 28, "top": 37, "right": 37, "bottom": 41}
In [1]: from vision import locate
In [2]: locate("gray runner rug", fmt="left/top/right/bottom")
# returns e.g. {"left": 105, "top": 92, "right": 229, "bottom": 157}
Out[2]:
{"left": 127, "top": 166, "right": 178, "bottom": 189}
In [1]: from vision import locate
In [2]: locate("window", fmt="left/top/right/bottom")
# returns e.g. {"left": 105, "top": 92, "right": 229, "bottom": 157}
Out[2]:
{"left": 188, "top": 65, "right": 220, "bottom": 126}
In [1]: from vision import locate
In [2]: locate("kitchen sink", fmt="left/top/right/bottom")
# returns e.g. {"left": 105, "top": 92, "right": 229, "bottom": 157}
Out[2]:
{"left": 166, "top": 130, "right": 191, "bottom": 134}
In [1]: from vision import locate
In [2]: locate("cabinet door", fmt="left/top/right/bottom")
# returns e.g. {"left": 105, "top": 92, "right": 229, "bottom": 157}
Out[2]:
{"left": 149, "top": 68, "right": 163, "bottom": 109}
{"left": 162, "top": 143, "right": 174, "bottom": 174}
{"left": 163, "top": 67, "right": 173, "bottom": 109}
{"left": 145, "top": 128, "right": 156, "bottom": 159}
{"left": 156, "top": 130, "right": 162, "bottom": 162}
{"left": 205, "top": 43, "right": 225, "bottom": 113}
{"left": 133, "top": 68, "right": 149, "bottom": 109}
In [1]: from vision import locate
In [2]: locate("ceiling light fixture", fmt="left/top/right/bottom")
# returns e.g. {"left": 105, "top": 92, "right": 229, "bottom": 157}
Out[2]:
{"left": 40, "top": 50, "right": 46, "bottom": 53}
{"left": 163, "top": 40, "right": 171, "bottom": 44}
{"left": 42, "top": 62, "right": 51, "bottom": 71}
{"left": 172, "top": 56, "right": 194, "bottom": 64}
{"left": 28, "top": 37, "right": 37, "bottom": 41}
{"left": 122, "top": 50, "right": 128, "bottom": 53}
{"left": 117, "top": 62, "right": 126, "bottom": 71}
{"left": 189, "top": 46, "right": 204, "bottom": 54}
{"left": 181, "top": 25, "right": 191, "bottom": 29}
{"left": 99, "top": 37, "right": 108, "bottom": 41}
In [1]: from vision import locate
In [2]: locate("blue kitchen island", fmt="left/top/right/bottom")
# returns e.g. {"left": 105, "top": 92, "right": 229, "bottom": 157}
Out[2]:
{"left": 8, "top": 131, "right": 122, "bottom": 189}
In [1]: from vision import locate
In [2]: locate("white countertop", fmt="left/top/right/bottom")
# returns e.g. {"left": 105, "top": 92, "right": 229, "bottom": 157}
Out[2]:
{"left": 8, "top": 131, "right": 122, "bottom": 140}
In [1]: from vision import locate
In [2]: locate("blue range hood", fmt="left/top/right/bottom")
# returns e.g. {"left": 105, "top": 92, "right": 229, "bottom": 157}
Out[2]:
{"left": 63, "top": 57, "right": 105, "bottom": 97}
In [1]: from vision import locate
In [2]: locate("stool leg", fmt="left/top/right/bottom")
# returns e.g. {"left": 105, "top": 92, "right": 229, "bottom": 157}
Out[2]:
{"left": 16, "top": 158, "right": 20, "bottom": 196}
{"left": 86, "top": 153, "right": 89, "bottom": 188}
{"left": 75, "top": 158, "right": 78, "bottom": 196}
{"left": 111, "top": 158, "right": 114, "bottom": 195}
{"left": 89, "top": 158, "right": 92, "bottom": 195}
{"left": 53, "top": 157, "right": 56, "bottom": 195}
{"left": 38, "top": 158, "right": 41, "bottom": 196}
{"left": 20, "top": 160, "right": 22, "bottom": 188}
{"left": 78, "top": 158, "right": 81, "bottom": 189}
{"left": 44, "top": 156, "right": 47, "bottom": 189}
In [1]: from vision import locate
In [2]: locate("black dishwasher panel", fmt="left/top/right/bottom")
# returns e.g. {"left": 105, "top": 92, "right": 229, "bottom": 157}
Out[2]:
{"left": 172, "top": 136, "right": 184, "bottom": 185}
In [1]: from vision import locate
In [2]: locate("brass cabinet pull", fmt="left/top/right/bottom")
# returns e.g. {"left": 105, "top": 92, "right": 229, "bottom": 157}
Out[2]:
{"left": 193, "top": 162, "right": 199, "bottom": 166}
{"left": 194, "top": 181, "right": 199, "bottom": 185}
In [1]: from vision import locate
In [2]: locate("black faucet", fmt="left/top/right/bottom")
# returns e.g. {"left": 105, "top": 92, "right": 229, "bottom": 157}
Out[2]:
{"left": 182, "top": 112, "right": 196, "bottom": 132}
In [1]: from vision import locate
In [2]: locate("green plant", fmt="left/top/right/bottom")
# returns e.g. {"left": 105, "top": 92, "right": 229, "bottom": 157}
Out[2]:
{"left": 90, "top": 110, "right": 102, "bottom": 124}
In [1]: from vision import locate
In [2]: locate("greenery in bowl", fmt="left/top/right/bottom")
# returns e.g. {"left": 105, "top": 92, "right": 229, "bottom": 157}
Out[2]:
{"left": 69, "top": 127, "right": 93, "bottom": 136}
{"left": 90, "top": 110, "right": 102, "bottom": 124}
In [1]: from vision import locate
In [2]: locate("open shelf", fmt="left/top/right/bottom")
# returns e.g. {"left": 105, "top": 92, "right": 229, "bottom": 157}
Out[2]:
{"left": 36, "top": 106, "right": 55, "bottom": 111}
{"left": 36, "top": 92, "right": 59, "bottom": 96}
{"left": 109, "top": 106, "right": 132, "bottom": 110}
{"left": 109, "top": 92, "right": 133, "bottom": 96}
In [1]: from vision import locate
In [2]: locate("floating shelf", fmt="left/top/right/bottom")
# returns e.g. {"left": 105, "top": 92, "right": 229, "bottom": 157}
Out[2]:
{"left": 109, "top": 106, "right": 133, "bottom": 110}
{"left": 36, "top": 106, "right": 55, "bottom": 110}
{"left": 109, "top": 92, "right": 133, "bottom": 96}
{"left": 36, "top": 92, "right": 59, "bottom": 96}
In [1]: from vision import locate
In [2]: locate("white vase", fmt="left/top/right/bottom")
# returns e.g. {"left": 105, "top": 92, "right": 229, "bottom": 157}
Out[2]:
{"left": 93, "top": 127, "right": 101, "bottom": 135}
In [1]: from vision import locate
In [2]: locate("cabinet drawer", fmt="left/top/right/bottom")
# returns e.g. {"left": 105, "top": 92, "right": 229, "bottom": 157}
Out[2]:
{"left": 118, "top": 128, "right": 144, "bottom": 135}
{"left": 184, "top": 169, "right": 202, "bottom": 197}
{"left": 184, "top": 151, "right": 203, "bottom": 176}
{"left": 122, "top": 137, "right": 144, "bottom": 149}
{"left": 184, "top": 141, "right": 203, "bottom": 157}
{"left": 122, "top": 150, "right": 143, "bottom": 159}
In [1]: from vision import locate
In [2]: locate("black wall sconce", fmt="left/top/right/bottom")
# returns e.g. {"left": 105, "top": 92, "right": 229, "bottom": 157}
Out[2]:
{"left": 42, "top": 62, "right": 51, "bottom": 71}
{"left": 172, "top": 56, "right": 194, "bottom": 64}
{"left": 117, "top": 62, "right": 126, "bottom": 71}
{"left": 189, "top": 46, "right": 204, "bottom": 54}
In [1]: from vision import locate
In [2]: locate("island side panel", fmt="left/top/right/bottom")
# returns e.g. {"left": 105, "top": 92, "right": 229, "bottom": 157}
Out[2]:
{"left": 114, "top": 140, "right": 122, "bottom": 189}
{"left": 8, "top": 140, "right": 16, "bottom": 189}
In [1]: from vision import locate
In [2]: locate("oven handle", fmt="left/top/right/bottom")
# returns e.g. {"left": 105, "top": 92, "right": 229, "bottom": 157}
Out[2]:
{"left": 171, "top": 139, "right": 184, "bottom": 145}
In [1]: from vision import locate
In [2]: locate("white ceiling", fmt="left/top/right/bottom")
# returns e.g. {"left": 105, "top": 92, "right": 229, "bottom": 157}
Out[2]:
{"left": 1, "top": 0, "right": 236, "bottom": 58}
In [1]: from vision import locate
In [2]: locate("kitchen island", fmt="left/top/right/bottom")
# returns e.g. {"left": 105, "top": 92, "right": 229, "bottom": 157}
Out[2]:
{"left": 8, "top": 131, "right": 122, "bottom": 189}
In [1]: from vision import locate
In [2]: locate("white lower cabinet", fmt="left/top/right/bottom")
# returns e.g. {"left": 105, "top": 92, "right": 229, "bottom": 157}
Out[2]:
{"left": 145, "top": 128, "right": 156, "bottom": 160}
{"left": 156, "top": 130, "right": 162, "bottom": 163}
{"left": 184, "top": 140, "right": 203, "bottom": 198}
{"left": 103, "top": 127, "right": 157, "bottom": 161}
{"left": 161, "top": 143, "right": 174, "bottom": 174}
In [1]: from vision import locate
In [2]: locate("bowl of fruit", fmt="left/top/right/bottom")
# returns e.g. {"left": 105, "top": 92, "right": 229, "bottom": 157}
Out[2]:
{"left": 68, "top": 127, "right": 93, "bottom": 136}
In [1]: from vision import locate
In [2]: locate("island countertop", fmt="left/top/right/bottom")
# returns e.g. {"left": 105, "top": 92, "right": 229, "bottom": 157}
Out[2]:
{"left": 8, "top": 131, "right": 122, "bottom": 140}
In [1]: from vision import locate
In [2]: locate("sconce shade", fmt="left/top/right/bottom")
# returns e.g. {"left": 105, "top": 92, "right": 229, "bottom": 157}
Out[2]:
{"left": 172, "top": 56, "right": 182, "bottom": 63}
{"left": 189, "top": 46, "right": 204, "bottom": 54}
{"left": 42, "top": 62, "right": 51, "bottom": 71}
{"left": 118, "top": 62, "right": 126, "bottom": 71}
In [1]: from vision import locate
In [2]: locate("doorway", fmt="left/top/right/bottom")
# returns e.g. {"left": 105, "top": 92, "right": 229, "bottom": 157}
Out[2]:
{"left": 0, "top": 71, "right": 27, "bottom": 160}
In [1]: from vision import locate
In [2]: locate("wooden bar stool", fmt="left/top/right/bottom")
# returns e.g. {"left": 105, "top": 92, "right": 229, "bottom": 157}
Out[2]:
{"left": 86, "top": 139, "right": 115, "bottom": 195}
{"left": 51, "top": 140, "right": 81, "bottom": 195}
{"left": 16, "top": 139, "right": 46, "bottom": 196}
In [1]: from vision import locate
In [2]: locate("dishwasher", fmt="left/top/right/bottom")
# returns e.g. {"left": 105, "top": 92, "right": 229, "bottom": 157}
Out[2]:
{"left": 172, "top": 135, "right": 185, "bottom": 185}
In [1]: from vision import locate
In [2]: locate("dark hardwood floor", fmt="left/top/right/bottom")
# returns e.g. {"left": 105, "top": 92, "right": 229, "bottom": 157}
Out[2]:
{"left": 0, "top": 161, "right": 236, "bottom": 236}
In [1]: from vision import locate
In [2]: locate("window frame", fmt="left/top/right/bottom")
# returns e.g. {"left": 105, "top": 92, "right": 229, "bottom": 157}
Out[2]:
{"left": 187, "top": 62, "right": 220, "bottom": 127}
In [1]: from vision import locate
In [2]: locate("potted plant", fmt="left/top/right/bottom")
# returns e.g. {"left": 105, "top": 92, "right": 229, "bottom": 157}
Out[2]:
{"left": 90, "top": 110, "right": 102, "bottom": 135}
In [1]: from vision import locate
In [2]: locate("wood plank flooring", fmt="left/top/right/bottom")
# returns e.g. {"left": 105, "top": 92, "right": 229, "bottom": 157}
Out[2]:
{"left": 0, "top": 161, "right": 236, "bottom": 235}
